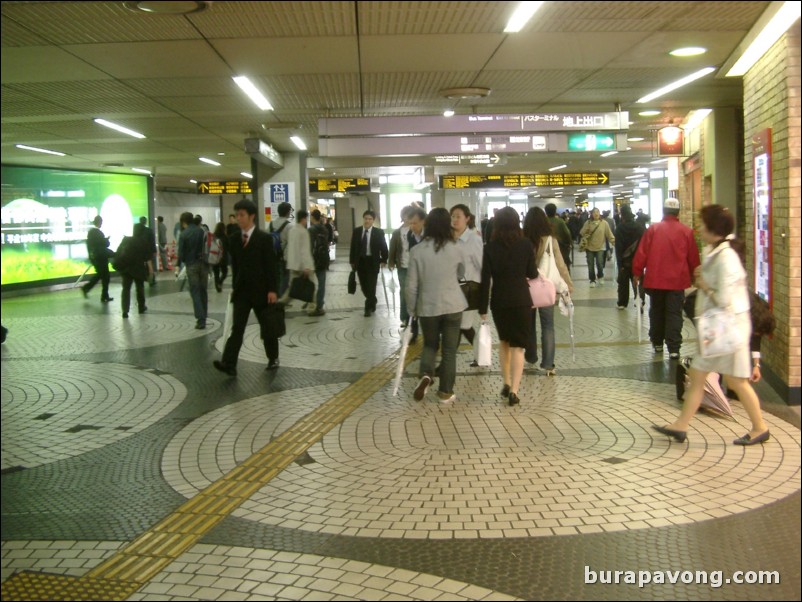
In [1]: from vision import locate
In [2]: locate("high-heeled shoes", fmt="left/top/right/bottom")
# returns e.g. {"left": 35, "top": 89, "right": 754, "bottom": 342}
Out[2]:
{"left": 733, "top": 430, "right": 770, "bottom": 445}
{"left": 508, "top": 392, "right": 520, "bottom": 406}
{"left": 651, "top": 424, "right": 687, "bottom": 443}
{"left": 500, "top": 384, "right": 510, "bottom": 398}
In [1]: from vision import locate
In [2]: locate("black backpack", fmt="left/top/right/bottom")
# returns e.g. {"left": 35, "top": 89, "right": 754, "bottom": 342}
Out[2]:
{"left": 311, "top": 227, "right": 330, "bottom": 270}
{"left": 111, "top": 236, "right": 134, "bottom": 271}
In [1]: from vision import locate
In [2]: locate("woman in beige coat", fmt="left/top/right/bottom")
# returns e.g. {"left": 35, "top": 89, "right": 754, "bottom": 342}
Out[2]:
{"left": 523, "top": 207, "right": 573, "bottom": 375}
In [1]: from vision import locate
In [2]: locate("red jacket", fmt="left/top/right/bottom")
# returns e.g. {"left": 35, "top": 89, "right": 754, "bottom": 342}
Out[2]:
{"left": 631, "top": 216, "right": 700, "bottom": 290}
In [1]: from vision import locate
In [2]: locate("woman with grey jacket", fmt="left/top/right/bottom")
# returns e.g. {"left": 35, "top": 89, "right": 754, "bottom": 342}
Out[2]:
{"left": 406, "top": 208, "right": 467, "bottom": 403}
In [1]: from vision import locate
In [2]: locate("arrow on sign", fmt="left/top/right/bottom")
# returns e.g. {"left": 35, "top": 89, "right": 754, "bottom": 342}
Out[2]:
{"left": 198, "top": 183, "right": 209, "bottom": 192}
{"left": 600, "top": 173, "right": 608, "bottom": 184}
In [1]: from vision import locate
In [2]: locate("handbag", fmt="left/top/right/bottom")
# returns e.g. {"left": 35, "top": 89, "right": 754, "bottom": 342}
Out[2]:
{"left": 459, "top": 280, "right": 481, "bottom": 310}
{"left": 222, "top": 293, "right": 234, "bottom": 342}
{"left": 528, "top": 275, "right": 556, "bottom": 308}
{"left": 538, "top": 237, "right": 568, "bottom": 295}
{"left": 289, "top": 275, "right": 315, "bottom": 303}
{"left": 348, "top": 270, "right": 357, "bottom": 294}
{"left": 259, "top": 304, "right": 286, "bottom": 338}
{"left": 696, "top": 307, "right": 745, "bottom": 358}
{"left": 474, "top": 321, "right": 492, "bottom": 366}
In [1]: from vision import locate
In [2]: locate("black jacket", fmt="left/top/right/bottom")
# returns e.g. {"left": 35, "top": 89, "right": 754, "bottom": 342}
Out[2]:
{"left": 228, "top": 228, "right": 278, "bottom": 307}
{"left": 349, "top": 226, "right": 388, "bottom": 270}
{"left": 480, "top": 237, "right": 537, "bottom": 314}
{"left": 614, "top": 219, "right": 645, "bottom": 267}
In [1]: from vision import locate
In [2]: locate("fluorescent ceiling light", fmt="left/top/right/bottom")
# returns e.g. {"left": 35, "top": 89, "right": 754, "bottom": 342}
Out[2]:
{"left": 240, "top": 172, "right": 253, "bottom": 178}
{"left": 727, "top": 1, "right": 801, "bottom": 76}
{"left": 190, "top": 179, "right": 197, "bottom": 183}
{"left": 316, "top": 167, "right": 325, "bottom": 171}
{"left": 94, "top": 118, "right": 145, "bottom": 139}
{"left": 131, "top": 168, "right": 151, "bottom": 174}
{"left": 504, "top": 1, "right": 545, "bottom": 33}
{"left": 548, "top": 164, "right": 567, "bottom": 172}
{"left": 638, "top": 110, "right": 661, "bottom": 117}
{"left": 610, "top": 184, "right": 624, "bottom": 188}
{"left": 670, "top": 47, "right": 707, "bottom": 57}
{"left": 626, "top": 174, "right": 647, "bottom": 179}
{"left": 290, "top": 136, "right": 307, "bottom": 150}
{"left": 683, "top": 108, "right": 712, "bottom": 132}
{"left": 627, "top": 137, "right": 645, "bottom": 142}
{"left": 600, "top": 151, "right": 618, "bottom": 157}
{"left": 636, "top": 67, "right": 716, "bottom": 103}
{"left": 199, "top": 157, "right": 221, "bottom": 166}
{"left": 443, "top": 109, "right": 455, "bottom": 117}
{"left": 15, "top": 144, "right": 65, "bottom": 156}
{"left": 232, "top": 75, "right": 274, "bottom": 111}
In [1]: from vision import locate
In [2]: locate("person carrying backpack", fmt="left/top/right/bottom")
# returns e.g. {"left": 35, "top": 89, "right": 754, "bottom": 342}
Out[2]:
{"left": 269, "top": 202, "right": 293, "bottom": 297}
{"left": 308, "top": 209, "right": 330, "bottom": 316}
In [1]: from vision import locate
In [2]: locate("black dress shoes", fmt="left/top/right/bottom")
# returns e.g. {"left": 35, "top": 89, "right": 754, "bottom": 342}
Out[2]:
{"left": 213, "top": 360, "right": 237, "bottom": 376}
{"left": 500, "top": 384, "right": 511, "bottom": 398}
{"left": 508, "top": 392, "right": 520, "bottom": 406}
{"left": 651, "top": 425, "right": 687, "bottom": 443}
{"left": 266, "top": 359, "right": 280, "bottom": 370}
{"left": 733, "top": 430, "right": 770, "bottom": 445}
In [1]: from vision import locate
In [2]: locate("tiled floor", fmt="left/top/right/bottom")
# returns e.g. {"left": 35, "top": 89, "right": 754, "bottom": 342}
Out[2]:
{"left": 2, "top": 246, "right": 800, "bottom": 601}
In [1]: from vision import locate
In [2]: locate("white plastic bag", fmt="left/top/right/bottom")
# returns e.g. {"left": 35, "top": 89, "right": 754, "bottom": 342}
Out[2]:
{"left": 474, "top": 321, "right": 492, "bottom": 367}
{"left": 696, "top": 307, "right": 746, "bottom": 358}
{"left": 222, "top": 293, "right": 234, "bottom": 342}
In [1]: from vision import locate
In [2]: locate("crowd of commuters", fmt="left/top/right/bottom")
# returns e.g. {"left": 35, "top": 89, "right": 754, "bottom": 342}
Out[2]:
{"left": 80, "top": 198, "right": 770, "bottom": 447}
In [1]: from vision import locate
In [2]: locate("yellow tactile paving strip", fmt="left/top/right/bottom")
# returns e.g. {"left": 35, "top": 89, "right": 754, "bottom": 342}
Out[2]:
{"left": 0, "top": 343, "right": 421, "bottom": 602}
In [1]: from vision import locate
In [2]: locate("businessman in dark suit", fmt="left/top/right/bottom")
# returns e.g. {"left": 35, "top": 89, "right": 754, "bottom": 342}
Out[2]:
{"left": 213, "top": 199, "right": 281, "bottom": 376}
{"left": 349, "top": 210, "right": 389, "bottom": 316}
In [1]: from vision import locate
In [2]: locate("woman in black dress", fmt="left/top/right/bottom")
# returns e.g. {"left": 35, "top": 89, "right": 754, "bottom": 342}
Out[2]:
{"left": 479, "top": 207, "right": 538, "bottom": 406}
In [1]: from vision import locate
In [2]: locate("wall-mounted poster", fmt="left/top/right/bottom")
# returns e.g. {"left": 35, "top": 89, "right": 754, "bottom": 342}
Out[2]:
{"left": 1, "top": 165, "right": 149, "bottom": 287}
{"left": 751, "top": 129, "right": 772, "bottom": 307}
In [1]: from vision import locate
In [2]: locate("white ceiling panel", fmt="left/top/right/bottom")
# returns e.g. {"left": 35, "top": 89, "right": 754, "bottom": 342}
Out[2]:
{"left": 214, "top": 37, "right": 360, "bottom": 75}
{"left": 361, "top": 34, "right": 504, "bottom": 72}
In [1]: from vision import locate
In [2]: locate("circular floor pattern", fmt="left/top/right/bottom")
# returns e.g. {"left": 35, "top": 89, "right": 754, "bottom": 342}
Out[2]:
{"left": 163, "top": 376, "right": 801, "bottom": 539}
{"left": 212, "top": 315, "right": 404, "bottom": 372}
{"left": 1, "top": 360, "right": 187, "bottom": 470}
{"left": 0, "top": 315, "right": 218, "bottom": 358}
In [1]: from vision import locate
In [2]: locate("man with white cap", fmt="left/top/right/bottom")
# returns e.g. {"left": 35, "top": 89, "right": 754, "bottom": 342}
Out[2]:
{"left": 631, "top": 198, "right": 700, "bottom": 359}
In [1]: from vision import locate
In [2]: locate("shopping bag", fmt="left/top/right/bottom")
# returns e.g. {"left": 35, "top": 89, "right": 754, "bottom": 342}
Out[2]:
{"left": 289, "top": 276, "right": 315, "bottom": 303}
{"left": 474, "top": 321, "right": 492, "bottom": 366}
{"left": 528, "top": 275, "right": 556, "bottom": 308}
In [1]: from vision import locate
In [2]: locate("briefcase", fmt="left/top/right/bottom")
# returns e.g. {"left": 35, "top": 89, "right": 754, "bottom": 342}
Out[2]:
{"left": 289, "top": 276, "right": 315, "bottom": 303}
{"left": 348, "top": 270, "right": 357, "bottom": 295}
{"left": 259, "top": 304, "right": 286, "bottom": 338}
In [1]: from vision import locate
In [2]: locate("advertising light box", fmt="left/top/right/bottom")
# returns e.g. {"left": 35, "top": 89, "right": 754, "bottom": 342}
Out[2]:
{"left": 1, "top": 165, "right": 149, "bottom": 286}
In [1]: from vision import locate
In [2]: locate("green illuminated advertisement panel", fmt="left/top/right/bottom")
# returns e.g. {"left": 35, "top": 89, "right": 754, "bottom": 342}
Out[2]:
{"left": 1, "top": 165, "right": 149, "bottom": 286}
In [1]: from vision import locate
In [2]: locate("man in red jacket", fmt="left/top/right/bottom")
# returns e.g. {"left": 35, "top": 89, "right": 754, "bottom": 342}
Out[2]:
{"left": 632, "top": 198, "right": 700, "bottom": 360}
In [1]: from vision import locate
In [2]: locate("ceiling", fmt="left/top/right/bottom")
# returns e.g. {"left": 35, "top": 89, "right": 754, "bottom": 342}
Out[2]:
{"left": 1, "top": 1, "right": 773, "bottom": 195}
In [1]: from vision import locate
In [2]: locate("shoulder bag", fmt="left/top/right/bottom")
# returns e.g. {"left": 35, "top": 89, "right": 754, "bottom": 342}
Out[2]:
{"left": 528, "top": 275, "right": 556, "bottom": 308}
{"left": 538, "top": 237, "right": 568, "bottom": 295}
{"left": 579, "top": 221, "right": 600, "bottom": 253}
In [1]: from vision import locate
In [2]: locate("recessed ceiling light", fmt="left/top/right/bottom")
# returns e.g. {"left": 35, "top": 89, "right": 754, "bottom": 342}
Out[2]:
{"left": 240, "top": 172, "right": 253, "bottom": 179}
{"left": 94, "top": 118, "right": 145, "bottom": 139}
{"left": 670, "top": 47, "right": 707, "bottom": 57}
{"left": 232, "top": 76, "right": 274, "bottom": 111}
{"left": 548, "top": 164, "right": 567, "bottom": 172}
{"left": 123, "top": 1, "right": 208, "bottom": 14}
{"left": 199, "top": 157, "right": 221, "bottom": 166}
{"left": 504, "top": 1, "right": 545, "bottom": 33}
{"left": 727, "top": 1, "right": 802, "bottom": 77}
{"left": 636, "top": 67, "right": 716, "bottom": 103}
{"left": 443, "top": 109, "right": 455, "bottom": 117}
{"left": 627, "top": 137, "right": 645, "bottom": 142}
{"left": 638, "top": 110, "right": 661, "bottom": 117}
{"left": 290, "top": 136, "right": 307, "bottom": 151}
{"left": 439, "top": 87, "right": 491, "bottom": 99}
{"left": 600, "top": 151, "right": 618, "bottom": 157}
{"left": 15, "top": 144, "right": 65, "bottom": 156}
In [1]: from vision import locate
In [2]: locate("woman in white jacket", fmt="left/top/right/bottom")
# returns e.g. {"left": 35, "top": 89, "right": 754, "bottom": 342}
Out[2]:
{"left": 653, "top": 205, "right": 769, "bottom": 446}
{"left": 279, "top": 210, "right": 318, "bottom": 315}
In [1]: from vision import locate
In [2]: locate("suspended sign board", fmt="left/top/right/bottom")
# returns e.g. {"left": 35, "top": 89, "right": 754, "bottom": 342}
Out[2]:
{"left": 197, "top": 180, "right": 252, "bottom": 194}
{"left": 308, "top": 177, "right": 371, "bottom": 193}
{"left": 439, "top": 173, "right": 610, "bottom": 189}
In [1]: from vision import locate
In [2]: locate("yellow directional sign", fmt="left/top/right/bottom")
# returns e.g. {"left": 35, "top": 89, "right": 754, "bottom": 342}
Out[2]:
{"left": 309, "top": 177, "right": 371, "bottom": 193}
{"left": 439, "top": 172, "right": 609, "bottom": 189}
{"left": 197, "top": 181, "right": 252, "bottom": 194}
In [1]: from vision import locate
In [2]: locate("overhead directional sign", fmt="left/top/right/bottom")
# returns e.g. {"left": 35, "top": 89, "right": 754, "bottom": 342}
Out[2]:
{"left": 197, "top": 180, "right": 252, "bottom": 195}
{"left": 567, "top": 133, "right": 616, "bottom": 151}
{"left": 434, "top": 153, "right": 502, "bottom": 165}
{"left": 309, "top": 177, "right": 371, "bottom": 193}
{"left": 439, "top": 172, "right": 610, "bottom": 189}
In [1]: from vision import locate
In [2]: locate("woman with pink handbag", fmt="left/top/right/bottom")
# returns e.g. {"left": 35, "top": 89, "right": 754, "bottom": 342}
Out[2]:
{"left": 479, "top": 207, "right": 537, "bottom": 406}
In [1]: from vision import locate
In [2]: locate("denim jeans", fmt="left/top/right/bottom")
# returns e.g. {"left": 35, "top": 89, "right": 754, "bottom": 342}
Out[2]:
{"left": 419, "top": 312, "right": 462, "bottom": 394}
{"left": 525, "top": 305, "right": 555, "bottom": 368}
{"left": 315, "top": 267, "right": 327, "bottom": 309}
{"left": 186, "top": 262, "right": 208, "bottom": 324}
{"left": 397, "top": 267, "right": 409, "bottom": 323}
{"left": 586, "top": 250, "right": 606, "bottom": 282}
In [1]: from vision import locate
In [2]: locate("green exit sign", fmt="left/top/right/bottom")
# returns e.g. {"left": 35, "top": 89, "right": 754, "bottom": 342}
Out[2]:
{"left": 568, "top": 133, "right": 616, "bottom": 151}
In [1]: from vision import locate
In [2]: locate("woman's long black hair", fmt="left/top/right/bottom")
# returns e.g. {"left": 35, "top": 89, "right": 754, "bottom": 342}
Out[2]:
{"left": 424, "top": 207, "right": 455, "bottom": 252}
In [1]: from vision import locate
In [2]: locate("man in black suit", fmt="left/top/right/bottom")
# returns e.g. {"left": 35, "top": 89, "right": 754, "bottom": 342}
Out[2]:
{"left": 213, "top": 199, "right": 281, "bottom": 376}
{"left": 349, "top": 210, "right": 389, "bottom": 316}
{"left": 82, "top": 215, "right": 113, "bottom": 302}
